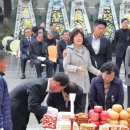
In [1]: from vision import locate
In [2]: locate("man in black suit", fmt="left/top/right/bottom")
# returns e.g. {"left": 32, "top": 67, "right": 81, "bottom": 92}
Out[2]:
{"left": 20, "top": 28, "right": 35, "bottom": 79}
{"left": 9, "top": 72, "right": 70, "bottom": 130}
{"left": 84, "top": 19, "right": 112, "bottom": 81}
{"left": 113, "top": 18, "right": 130, "bottom": 73}
{"left": 57, "top": 30, "right": 71, "bottom": 72}
{"left": 29, "top": 32, "right": 54, "bottom": 77}
{"left": 47, "top": 82, "right": 83, "bottom": 113}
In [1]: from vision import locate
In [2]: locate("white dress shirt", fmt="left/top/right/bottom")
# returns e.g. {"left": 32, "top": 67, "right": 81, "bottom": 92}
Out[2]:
{"left": 46, "top": 78, "right": 51, "bottom": 92}
{"left": 91, "top": 35, "right": 100, "bottom": 54}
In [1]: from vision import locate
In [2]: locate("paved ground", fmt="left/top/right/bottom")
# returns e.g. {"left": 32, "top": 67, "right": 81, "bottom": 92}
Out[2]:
{"left": 4, "top": 55, "right": 127, "bottom": 130}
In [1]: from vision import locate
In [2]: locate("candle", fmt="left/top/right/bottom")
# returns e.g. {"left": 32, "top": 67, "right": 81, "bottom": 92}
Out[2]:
{"left": 69, "top": 93, "right": 76, "bottom": 117}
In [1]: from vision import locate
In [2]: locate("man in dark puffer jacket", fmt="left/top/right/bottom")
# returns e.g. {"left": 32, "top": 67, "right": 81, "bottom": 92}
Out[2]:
{"left": 0, "top": 50, "right": 12, "bottom": 130}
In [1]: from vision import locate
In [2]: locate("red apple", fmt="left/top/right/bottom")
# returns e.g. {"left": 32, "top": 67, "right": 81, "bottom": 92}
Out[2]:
{"left": 89, "top": 109, "right": 94, "bottom": 117}
{"left": 90, "top": 112, "right": 99, "bottom": 121}
{"left": 99, "top": 120, "right": 108, "bottom": 125}
{"left": 100, "top": 111, "right": 109, "bottom": 121}
{"left": 94, "top": 106, "right": 103, "bottom": 113}
{"left": 91, "top": 121, "right": 100, "bottom": 127}
{"left": 88, "top": 119, "right": 91, "bottom": 123}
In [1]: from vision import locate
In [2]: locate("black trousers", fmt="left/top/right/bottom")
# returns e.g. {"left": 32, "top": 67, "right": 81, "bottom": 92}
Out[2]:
{"left": 34, "top": 59, "right": 54, "bottom": 78}
{"left": 58, "top": 58, "right": 64, "bottom": 72}
{"left": 116, "top": 56, "right": 125, "bottom": 72}
{"left": 82, "top": 93, "right": 87, "bottom": 113}
{"left": 20, "top": 54, "right": 29, "bottom": 74}
{"left": 127, "top": 86, "right": 130, "bottom": 107}
{"left": 11, "top": 105, "right": 30, "bottom": 130}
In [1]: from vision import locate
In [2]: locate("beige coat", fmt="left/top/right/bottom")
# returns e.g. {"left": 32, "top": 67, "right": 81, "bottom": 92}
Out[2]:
{"left": 125, "top": 46, "right": 130, "bottom": 86}
{"left": 63, "top": 44, "right": 100, "bottom": 93}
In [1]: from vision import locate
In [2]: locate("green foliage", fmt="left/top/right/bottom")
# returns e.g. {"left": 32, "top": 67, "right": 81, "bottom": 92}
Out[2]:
{"left": 0, "top": 21, "right": 11, "bottom": 41}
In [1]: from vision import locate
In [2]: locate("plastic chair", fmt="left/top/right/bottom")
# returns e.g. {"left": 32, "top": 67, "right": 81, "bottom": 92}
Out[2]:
{"left": 2, "top": 36, "right": 14, "bottom": 49}
{"left": 9, "top": 40, "right": 20, "bottom": 70}
{"left": 10, "top": 40, "right": 20, "bottom": 55}
{"left": 47, "top": 45, "right": 58, "bottom": 62}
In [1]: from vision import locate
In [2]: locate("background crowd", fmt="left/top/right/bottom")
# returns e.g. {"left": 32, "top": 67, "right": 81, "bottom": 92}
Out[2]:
{"left": 0, "top": 18, "right": 130, "bottom": 130}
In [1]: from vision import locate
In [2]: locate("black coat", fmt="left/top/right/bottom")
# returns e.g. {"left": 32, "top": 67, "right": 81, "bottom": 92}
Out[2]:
{"left": 45, "top": 38, "right": 56, "bottom": 46}
{"left": 29, "top": 40, "right": 48, "bottom": 66}
{"left": 9, "top": 78, "right": 48, "bottom": 123}
{"left": 113, "top": 29, "right": 130, "bottom": 58}
{"left": 57, "top": 39, "right": 72, "bottom": 59}
{"left": 47, "top": 85, "right": 83, "bottom": 114}
{"left": 89, "top": 76, "right": 124, "bottom": 110}
{"left": 84, "top": 34, "right": 112, "bottom": 69}
{"left": 20, "top": 36, "right": 36, "bottom": 55}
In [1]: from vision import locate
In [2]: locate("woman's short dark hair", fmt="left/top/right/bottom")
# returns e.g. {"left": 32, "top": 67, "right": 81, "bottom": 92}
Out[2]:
{"left": 100, "top": 62, "right": 119, "bottom": 76}
{"left": 53, "top": 72, "right": 70, "bottom": 86}
{"left": 36, "top": 32, "right": 46, "bottom": 38}
{"left": 38, "top": 27, "right": 45, "bottom": 32}
{"left": 70, "top": 29, "right": 84, "bottom": 43}
{"left": 32, "top": 26, "right": 38, "bottom": 33}
{"left": 63, "top": 82, "right": 78, "bottom": 95}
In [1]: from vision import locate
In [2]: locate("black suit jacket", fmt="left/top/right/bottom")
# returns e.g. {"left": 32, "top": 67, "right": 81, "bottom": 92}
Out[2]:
{"left": 29, "top": 40, "right": 48, "bottom": 60}
{"left": 9, "top": 78, "right": 48, "bottom": 123}
{"left": 84, "top": 34, "right": 112, "bottom": 69}
{"left": 58, "top": 39, "right": 72, "bottom": 59}
{"left": 20, "top": 36, "right": 36, "bottom": 55}
{"left": 113, "top": 29, "right": 130, "bottom": 57}
{"left": 47, "top": 85, "right": 83, "bottom": 114}
{"left": 45, "top": 38, "right": 56, "bottom": 46}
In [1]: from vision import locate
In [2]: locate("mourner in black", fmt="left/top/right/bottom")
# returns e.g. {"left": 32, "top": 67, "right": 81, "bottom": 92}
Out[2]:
{"left": 20, "top": 28, "right": 35, "bottom": 79}
{"left": 89, "top": 62, "right": 124, "bottom": 110}
{"left": 29, "top": 32, "right": 54, "bottom": 77}
{"left": 47, "top": 82, "right": 83, "bottom": 113}
{"left": 10, "top": 72, "right": 70, "bottom": 130}
{"left": 113, "top": 18, "right": 130, "bottom": 73}
{"left": 84, "top": 19, "right": 112, "bottom": 81}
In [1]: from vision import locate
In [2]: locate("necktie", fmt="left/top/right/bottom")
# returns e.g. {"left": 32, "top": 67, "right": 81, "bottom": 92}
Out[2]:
{"left": 28, "top": 37, "right": 31, "bottom": 42}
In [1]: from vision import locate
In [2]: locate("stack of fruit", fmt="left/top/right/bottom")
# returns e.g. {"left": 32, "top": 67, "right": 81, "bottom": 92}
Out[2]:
{"left": 107, "top": 104, "right": 128, "bottom": 126}
{"left": 75, "top": 113, "right": 89, "bottom": 126}
{"left": 89, "top": 106, "right": 109, "bottom": 127}
{"left": 126, "top": 108, "right": 130, "bottom": 128}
